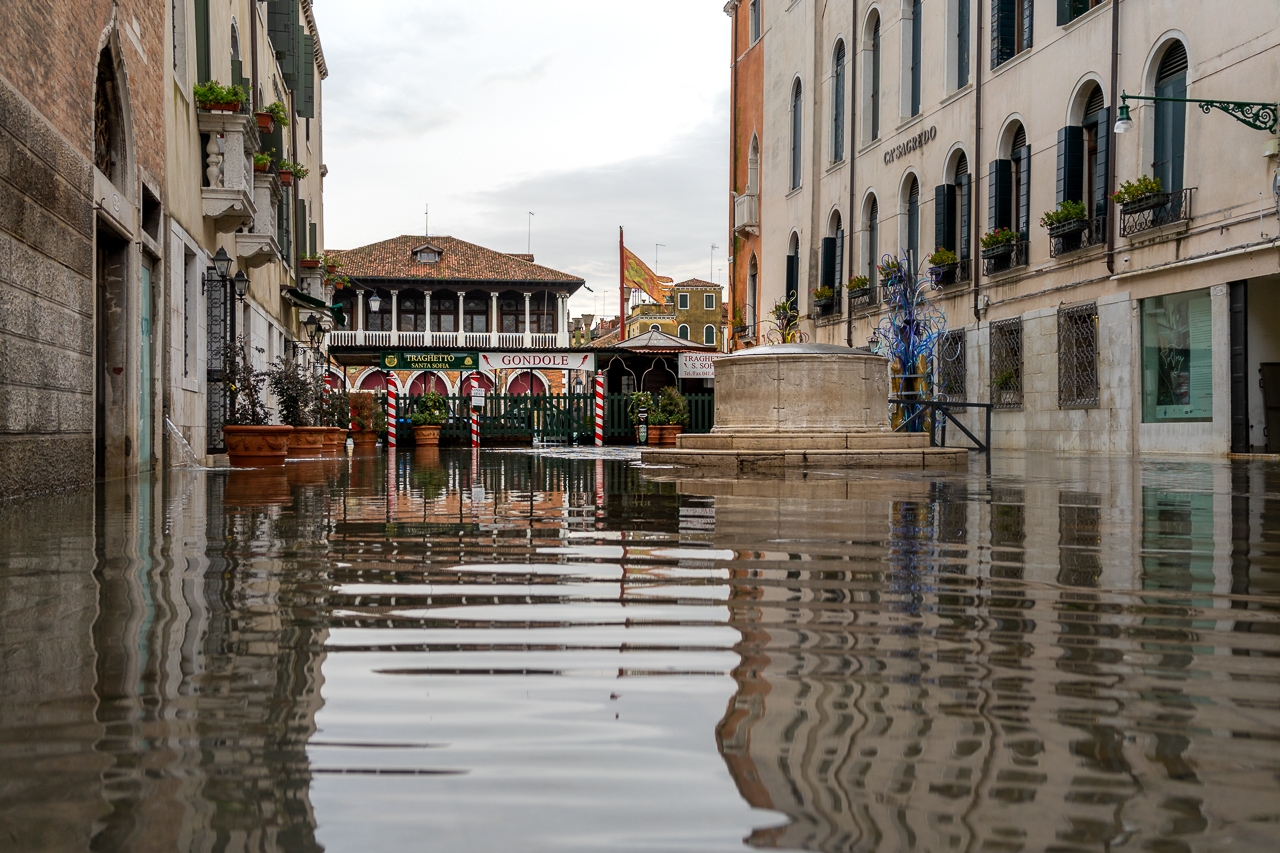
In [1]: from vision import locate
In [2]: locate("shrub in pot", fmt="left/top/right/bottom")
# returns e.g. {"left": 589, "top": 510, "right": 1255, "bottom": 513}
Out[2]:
{"left": 980, "top": 227, "right": 1019, "bottom": 258}
{"left": 409, "top": 392, "right": 448, "bottom": 446}
{"left": 1040, "top": 199, "right": 1090, "bottom": 237}
{"left": 628, "top": 391, "right": 655, "bottom": 444}
{"left": 651, "top": 386, "right": 690, "bottom": 448}
{"left": 349, "top": 392, "right": 386, "bottom": 448}
{"left": 193, "top": 81, "right": 245, "bottom": 112}
{"left": 269, "top": 356, "right": 326, "bottom": 457}
{"left": 322, "top": 386, "right": 350, "bottom": 451}
{"left": 222, "top": 338, "right": 291, "bottom": 467}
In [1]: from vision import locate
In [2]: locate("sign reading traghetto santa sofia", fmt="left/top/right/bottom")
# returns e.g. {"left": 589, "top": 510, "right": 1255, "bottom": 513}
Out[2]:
{"left": 382, "top": 351, "right": 479, "bottom": 371}
{"left": 479, "top": 352, "right": 596, "bottom": 372}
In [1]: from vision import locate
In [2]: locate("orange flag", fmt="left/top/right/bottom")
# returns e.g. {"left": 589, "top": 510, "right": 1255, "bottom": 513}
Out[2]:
{"left": 621, "top": 246, "right": 674, "bottom": 304}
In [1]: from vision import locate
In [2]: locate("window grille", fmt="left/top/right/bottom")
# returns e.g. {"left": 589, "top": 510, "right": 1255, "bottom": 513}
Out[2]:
{"left": 989, "top": 317, "right": 1022, "bottom": 409}
{"left": 1058, "top": 302, "right": 1098, "bottom": 407}
{"left": 938, "top": 329, "right": 966, "bottom": 399}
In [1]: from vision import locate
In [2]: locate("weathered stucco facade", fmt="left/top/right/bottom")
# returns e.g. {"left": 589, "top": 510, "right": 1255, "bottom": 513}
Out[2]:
{"left": 727, "top": 0, "right": 1280, "bottom": 455}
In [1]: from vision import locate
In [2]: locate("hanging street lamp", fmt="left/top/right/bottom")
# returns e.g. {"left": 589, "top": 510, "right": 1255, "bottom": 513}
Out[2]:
{"left": 1114, "top": 90, "right": 1277, "bottom": 134}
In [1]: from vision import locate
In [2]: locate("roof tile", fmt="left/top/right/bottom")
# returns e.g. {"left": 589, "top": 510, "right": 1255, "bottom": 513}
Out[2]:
{"left": 330, "top": 235, "right": 584, "bottom": 286}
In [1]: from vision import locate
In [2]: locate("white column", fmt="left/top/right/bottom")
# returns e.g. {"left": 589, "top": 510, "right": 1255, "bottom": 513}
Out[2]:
{"left": 490, "top": 291, "right": 499, "bottom": 348}
{"left": 523, "top": 292, "right": 532, "bottom": 348}
{"left": 390, "top": 290, "right": 399, "bottom": 346}
{"left": 558, "top": 293, "right": 570, "bottom": 347}
{"left": 424, "top": 291, "right": 432, "bottom": 344}
{"left": 357, "top": 290, "right": 366, "bottom": 344}
{"left": 456, "top": 290, "right": 464, "bottom": 346}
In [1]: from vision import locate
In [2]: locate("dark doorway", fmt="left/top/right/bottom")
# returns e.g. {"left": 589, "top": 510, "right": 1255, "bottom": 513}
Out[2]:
{"left": 1230, "top": 280, "right": 1248, "bottom": 453}
{"left": 96, "top": 227, "right": 129, "bottom": 479}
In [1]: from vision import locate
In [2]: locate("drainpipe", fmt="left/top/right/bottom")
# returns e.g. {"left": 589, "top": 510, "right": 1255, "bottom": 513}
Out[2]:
{"left": 1106, "top": 0, "right": 1120, "bottom": 275}
{"left": 972, "top": 1, "right": 983, "bottom": 321}
{"left": 847, "top": 0, "right": 858, "bottom": 348}
{"left": 250, "top": 7, "right": 259, "bottom": 109}
{"left": 729, "top": 3, "right": 739, "bottom": 350}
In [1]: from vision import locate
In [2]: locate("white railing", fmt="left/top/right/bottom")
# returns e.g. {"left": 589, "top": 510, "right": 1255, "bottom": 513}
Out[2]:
{"left": 328, "top": 330, "right": 358, "bottom": 346}
{"left": 399, "top": 331, "right": 429, "bottom": 347}
{"left": 531, "top": 333, "right": 558, "bottom": 348}
{"left": 430, "top": 332, "right": 459, "bottom": 347}
{"left": 496, "top": 333, "right": 523, "bottom": 348}
{"left": 326, "top": 329, "right": 571, "bottom": 350}
{"left": 463, "top": 332, "right": 490, "bottom": 348}
{"left": 364, "top": 331, "right": 392, "bottom": 348}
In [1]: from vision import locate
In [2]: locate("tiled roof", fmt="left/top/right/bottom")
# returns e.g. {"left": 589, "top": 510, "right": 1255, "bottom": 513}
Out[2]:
{"left": 329, "top": 235, "right": 584, "bottom": 286}
{"left": 672, "top": 278, "right": 720, "bottom": 289}
{"left": 588, "top": 328, "right": 620, "bottom": 348}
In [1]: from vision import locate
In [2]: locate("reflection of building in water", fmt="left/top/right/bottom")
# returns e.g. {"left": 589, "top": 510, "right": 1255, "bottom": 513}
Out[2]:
{"left": 0, "top": 473, "right": 328, "bottom": 852}
{"left": 694, "top": 460, "right": 1279, "bottom": 853}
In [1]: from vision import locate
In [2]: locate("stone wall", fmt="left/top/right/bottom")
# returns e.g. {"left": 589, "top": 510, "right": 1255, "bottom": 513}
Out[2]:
{"left": 0, "top": 75, "right": 96, "bottom": 497}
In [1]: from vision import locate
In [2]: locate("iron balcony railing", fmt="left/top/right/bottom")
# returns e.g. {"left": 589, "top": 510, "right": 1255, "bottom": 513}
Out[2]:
{"left": 932, "top": 257, "right": 972, "bottom": 288}
{"left": 1049, "top": 216, "right": 1108, "bottom": 258}
{"left": 981, "top": 240, "right": 1029, "bottom": 276}
{"left": 1119, "top": 188, "right": 1193, "bottom": 237}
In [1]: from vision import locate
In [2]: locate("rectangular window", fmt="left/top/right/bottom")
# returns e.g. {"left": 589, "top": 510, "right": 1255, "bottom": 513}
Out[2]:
{"left": 989, "top": 317, "right": 1023, "bottom": 409}
{"left": 704, "top": 293, "right": 716, "bottom": 310}
{"left": 1058, "top": 303, "right": 1098, "bottom": 407}
{"left": 910, "top": 0, "right": 922, "bottom": 116}
{"left": 678, "top": 292, "right": 689, "bottom": 310}
{"left": 957, "top": 0, "right": 970, "bottom": 86}
{"left": 991, "top": 0, "right": 1031, "bottom": 69}
{"left": 1142, "top": 289, "right": 1213, "bottom": 422}
{"left": 749, "top": 0, "right": 761, "bottom": 42}
{"left": 1057, "top": 0, "right": 1104, "bottom": 27}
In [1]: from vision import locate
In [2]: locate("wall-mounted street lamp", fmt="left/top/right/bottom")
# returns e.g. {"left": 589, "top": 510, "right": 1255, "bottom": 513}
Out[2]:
{"left": 212, "top": 246, "right": 233, "bottom": 278}
{"left": 367, "top": 291, "right": 381, "bottom": 313}
{"left": 1114, "top": 90, "right": 1278, "bottom": 134}
{"left": 303, "top": 312, "right": 323, "bottom": 347}
{"left": 233, "top": 270, "right": 250, "bottom": 302}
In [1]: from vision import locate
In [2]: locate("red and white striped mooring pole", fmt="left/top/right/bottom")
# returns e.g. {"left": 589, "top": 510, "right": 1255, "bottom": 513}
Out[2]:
{"left": 385, "top": 371, "right": 397, "bottom": 450}
{"left": 594, "top": 373, "right": 604, "bottom": 447}
{"left": 471, "top": 394, "right": 480, "bottom": 449}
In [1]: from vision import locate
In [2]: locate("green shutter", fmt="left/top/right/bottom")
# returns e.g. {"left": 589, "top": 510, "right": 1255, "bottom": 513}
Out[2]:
{"left": 309, "top": 222, "right": 317, "bottom": 257}
{"left": 296, "top": 198, "right": 307, "bottom": 264}
{"left": 230, "top": 58, "right": 249, "bottom": 93}
{"left": 297, "top": 34, "right": 316, "bottom": 118}
{"left": 195, "top": 0, "right": 211, "bottom": 83}
{"left": 268, "top": 0, "right": 295, "bottom": 56}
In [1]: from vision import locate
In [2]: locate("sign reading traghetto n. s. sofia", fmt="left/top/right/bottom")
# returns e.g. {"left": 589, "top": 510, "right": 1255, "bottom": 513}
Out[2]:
{"left": 678, "top": 352, "right": 723, "bottom": 379}
{"left": 478, "top": 352, "right": 596, "bottom": 372}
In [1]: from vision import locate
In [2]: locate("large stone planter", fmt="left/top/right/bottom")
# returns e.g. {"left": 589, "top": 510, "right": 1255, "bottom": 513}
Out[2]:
{"left": 224, "top": 425, "right": 292, "bottom": 468}
{"left": 287, "top": 426, "right": 328, "bottom": 458}
{"left": 412, "top": 424, "right": 442, "bottom": 446}
{"left": 351, "top": 430, "right": 379, "bottom": 451}
{"left": 650, "top": 424, "right": 684, "bottom": 448}
{"left": 323, "top": 427, "right": 344, "bottom": 453}
{"left": 223, "top": 467, "right": 291, "bottom": 506}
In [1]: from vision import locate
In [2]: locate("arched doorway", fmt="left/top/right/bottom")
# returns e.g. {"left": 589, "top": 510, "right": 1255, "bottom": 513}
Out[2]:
{"left": 458, "top": 372, "right": 495, "bottom": 397}
{"left": 358, "top": 371, "right": 388, "bottom": 392}
{"left": 507, "top": 371, "right": 546, "bottom": 396}
{"left": 324, "top": 370, "right": 346, "bottom": 390}
{"left": 408, "top": 371, "right": 450, "bottom": 396}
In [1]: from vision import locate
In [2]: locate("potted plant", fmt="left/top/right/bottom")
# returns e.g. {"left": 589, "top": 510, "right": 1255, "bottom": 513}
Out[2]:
{"left": 926, "top": 247, "right": 959, "bottom": 273}
{"left": 811, "top": 284, "right": 839, "bottom": 312}
{"left": 328, "top": 273, "right": 350, "bottom": 291}
{"left": 268, "top": 356, "right": 326, "bottom": 457}
{"left": 253, "top": 152, "right": 272, "bottom": 173}
{"left": 732, "top": 309, "right": 747, "bottom": 336}
{"left": 1040, "top": 199, "right": 1089, "bottom": 237}
{"left": 1112, "top": 174, "right": 1164, "bottom": 213}
{"left": 300, "top": 251, "right": 322, "bottom": 269}
{"left": 991, "top": 369, "right": 1020, "bottom": 406}
{"left": 276, "top": 159, "right": 308, "bottom": 186}
{"left": 877, "top": 258, "right": 903, "bottom": 279}
{"left": 848, "top": 274, "right": 871, "bottom": 301}
{"left": 193, "top": 81, "right": 246, "bottom": 112}
{"left": 409, "top": 392, "right": 449, "bottom": 446}
{"left": 349, "top": 392, "right": 386, "bottom": 449}
{"left": 628, "top": 390, "right": 655, "bottom": 444}
{"left": 321, "top": 385, "right": 349, "bottom": 452}
{"left": 325, "top": 257, "right": 342, "bottom": 275}
{"left": 980, "top": 227, "right": 1020, "bottom": 258}
{"left": 255, "top": 100, "right": 289, "bottom": 132}
{"left": 650, "top": 386, "right": 689, "bottom": 447}
{"left": 222, "top": 338, "right": 292, "bottom": 467}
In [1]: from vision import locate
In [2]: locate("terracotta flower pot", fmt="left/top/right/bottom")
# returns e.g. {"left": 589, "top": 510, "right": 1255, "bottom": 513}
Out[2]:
{"left": 254, "top": 162, "right": 269, "bottom": 172}
{"left": 351, "top": 430, "right": 380, "bottom": 452}
{"left": 300, "top": 259, "right": 321, "bottom": 269}
{"left": 278, "top": 170, "right": 293, "bottom": 187}
{"left": 224, "top": 425, "right": 293, "bottom": 468}
{"left": 288, "top": 426, "right": 328, "bottom": 458}
{"left": 651, "top": 424, "right": 684, "bottom": 448}
{"left": 255, "top": 112, "right": 275, "bottom": 131}
{"left": 412, "top": 424, "right": 442, "bottom": 446}
{"left": 200, "top": 101, "right": 241, "bottom": 113}
{"left": 326, "top": 264, "right": 337, "bottom": 274}
{"left": 323, "top": 427, "right": 344, "bottom": 452}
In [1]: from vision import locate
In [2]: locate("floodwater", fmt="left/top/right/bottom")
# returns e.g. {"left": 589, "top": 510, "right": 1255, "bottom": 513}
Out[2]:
{"left": 1, "top": 448, "right": 1278, "bottom": 853}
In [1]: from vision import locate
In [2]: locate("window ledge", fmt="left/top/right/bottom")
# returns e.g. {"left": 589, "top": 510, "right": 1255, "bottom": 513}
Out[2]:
{"left": 1062, "top": 1, "right": 1111, "bottom": 33}
{"left": 990, "top": 47, "right": 1034, "bottom": 77}
{"left": 824, "top": 160, "right": 847, "bottom": 176}
{"left": 786, "top": 186, "right": 803, "bottom": 199}
{"left": 939, "top": 83, "right": 974, "bottom": 108}
{"left": 857, "top": 138, "right": 882, "bottom": 156}
{"left": 894, "top": 114, "right": 925, "bottom": 135}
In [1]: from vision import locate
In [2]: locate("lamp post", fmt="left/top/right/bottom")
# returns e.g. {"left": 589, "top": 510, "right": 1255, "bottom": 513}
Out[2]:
{"left": 1114, "top": 90, "right": 1278, "bottom": 134}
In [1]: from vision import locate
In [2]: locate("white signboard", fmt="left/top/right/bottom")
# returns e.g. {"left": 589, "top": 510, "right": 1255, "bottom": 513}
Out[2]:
{"left": 479, "top": 352, "right": 596, "bottom": 372}
{"left": 678, "top": 352, "right": 723, "bottom": 379}
{"left": 470, "top": 388, "right": 486, "bottom": 408}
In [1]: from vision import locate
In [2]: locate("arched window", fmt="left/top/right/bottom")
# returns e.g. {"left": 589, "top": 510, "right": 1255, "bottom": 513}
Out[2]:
{"left": 1056, "top": 84, "right": 1108, "bottom": 245}
{"left": 869, "top": 15, "right": 881, "bottom": 139}
{"left": 786, "top": 232, "right": 800, "bottom": 310}
{"left": 866, "top": 196, "right": 880, "bottom": 292}
{"left": 1154, "top": 41, "right": 1187, "bottom": 193}
{"left": 832, "top": 40, "right": 846, "bottom": 163}
{"left": 904, "top": 176, "right": 921, "bottom": 262}
{"left": 909, "top": 0, "right": 923, "bottom": 116}
{"left": 747, "top": 254, "right": 758, "bottom": 329}
{"left": 790, "top": 78, "right": 803, "bottom": 190}
{"left": 822, "top": 211, "right": 844, "bottom": 297}
{"left": 990, "top": 121, "right": 1030, "bottom": 240}
{"left": 650, "top": 323, "right": 661, "bottom": 332}
{"left": 934, "top": 153, "right": 971, "bottom": 264}
{"left": 677, "top": 324, "right": 690, "bottom": 340}
{"left": 94, "top": 46, "right": 125, "bottom": 183}
{"left": 747, "top": 134, "right": 760, "bottom": 193}
{"left": 704, "top": 325, "right": 716, "bottom": 346}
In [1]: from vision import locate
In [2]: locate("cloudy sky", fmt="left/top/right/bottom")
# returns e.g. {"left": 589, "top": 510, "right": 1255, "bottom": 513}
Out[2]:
{"left": 312, "top": 1, "right": 731, "bottom": 319}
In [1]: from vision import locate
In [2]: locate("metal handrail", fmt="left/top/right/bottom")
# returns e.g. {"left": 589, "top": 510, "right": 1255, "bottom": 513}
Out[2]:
{"left": 889, "top": 398, "right": 993, "bottom": 453}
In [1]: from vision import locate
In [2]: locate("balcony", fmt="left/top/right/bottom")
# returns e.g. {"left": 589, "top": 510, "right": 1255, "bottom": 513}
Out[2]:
{"left": 1049, "top": 216, "right": 1107, "bottom": 258}
{"left": 326, "top": 330, "right": 569, "bottom": 350}
{"left": 235, "top": 170, "right": 282, "bottom": 268}
{"left": 981, "top": 240, "right": 1029, "bottom": 277}
{"left": 1119, "top": 189, "right": 1193, "bottom": 239}
{"left": 198, "top": 111, "right": 256, "bottom": 232}
{"left": 932, "top": 258, "right": 972, "bottom": 288}
{"left": 734, "top": 193, "right": 759, "bottom": 234}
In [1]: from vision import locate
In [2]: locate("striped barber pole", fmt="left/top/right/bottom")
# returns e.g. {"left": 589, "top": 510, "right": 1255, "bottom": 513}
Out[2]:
{"left": 471, "top": 405, "right": 479, "bottom": 449}
{"left": 594, "top": 373, "right": 604, "bottom": 447}
{"left": 385, "top": 371, "right": 397, "bottom": 450}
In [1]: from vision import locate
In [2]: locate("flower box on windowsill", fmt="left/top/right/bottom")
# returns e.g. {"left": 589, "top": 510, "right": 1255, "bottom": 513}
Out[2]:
{"left": 253, "top": 162, "right": 269, "bottom": 173}
{"left": 1120, "top": 193, "right": 1167, "bottom": 215}
{"left": 847, "top": 286, "right": 870, "bottom": 302}
{"left": 980, "top": 242, "right": 1017, "bottom": 259}
{"left": 299, "top": 259, "right": 321, "bottom": 269}
{"left": 932, "top": 261, "right": 959, "bottom": 275}
{"left": 813, "top": 296, "right": 834, "bottom": 312}
{"left": 1046, "top": 218, "right": 1089, "bottom": 238}
{"left": 732, "top": 325, "right": 748, "bottom": 336}
{"left": 199, "top": 100, "right": 241, "bottom": 113}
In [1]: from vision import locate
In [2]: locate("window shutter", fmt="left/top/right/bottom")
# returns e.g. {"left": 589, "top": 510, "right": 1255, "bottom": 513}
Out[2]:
{"left": 297, "top": 35, "right": 316, "bottom": 118}
{"left": 1017, "top": 145, "right": 1032, "bottom": 237}
{"left": 1057, "top": 0, "right": 1090, "bottom": 26}
{"left": 1022, "top": 0, "right": 1034, "bottom": 50}
{"left": 935, "top": 185, "right": 957, "bottom": 253}
{"left": 195, "top": 0, "right": 211, "bottom": 83}
{"left": 230, "top": 58, "right": 249, "bottom": 95}
{"left": 309, "top": 221, "right": 317, "bottom": 257}
{"left": 821, "top": 237, "right": 837, "bottom": 292}
{"left": 989, "top": 160, "right": 1013, "bottom": 231}
{"left": 991, "top": 0, "right": 1016, "bottom": 68}
{"left": 958, "top": 175, "right": 972, "bottom": 259}
{"left": 268, "top": 0, "right": 295, "bottom": 57}
{"left": 1056, "top": 126, "right": 1084, "bottom": 204}
{"left": 957, "top": 0, "right": 970, "bottom": 86}
{"left": 1093, "top": 107, "right": 1109, "bottom": 218}
{"left": 836, "top": 230, "right": 844, "bottom": 286}
{"left": 910, "top": 0, "right": 922, "bottom": 116}
{"left": 785, "top": 253, "right": 798, "bottom": 308}
{"left": 296, "top": 198, "right": 307, "bottom": 265}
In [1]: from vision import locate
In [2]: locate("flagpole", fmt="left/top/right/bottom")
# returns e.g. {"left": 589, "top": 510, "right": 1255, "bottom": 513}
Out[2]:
{"left": 619, "top": 226, "right": 626, "bottom": 342}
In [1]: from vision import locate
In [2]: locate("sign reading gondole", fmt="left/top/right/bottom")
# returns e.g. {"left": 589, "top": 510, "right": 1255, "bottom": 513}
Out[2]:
{"left": 478, "top": 352, "right": 597, "bottom": 372}
{"left": 382, "top": 351, "right": 478, "bottom": 371}
{"left": 677, "top": 352, "right": 724, "bottom": 379}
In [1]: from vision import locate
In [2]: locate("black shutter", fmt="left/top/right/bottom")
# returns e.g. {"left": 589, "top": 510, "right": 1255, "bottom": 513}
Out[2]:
{"left": 195, "top": 0, "right": 211, "bottom": 83}
{"left": 1017, "top": 146, "right": 1032, "bottom": 237}
{"left": 230, "top": 58, "right": 249, "bottom": 94}
{"left": 785, "top": 253, "right": 798, "bottom": 309}
{"left": 836, "top": 230, "right": 844, "bottom": 287}
{"left": 957, "top": 0, "right": 970, "bottom": 86}
{"left": 958, "top": 175, "right": 972, "bottom": 259}
{"left": 1022, "top": 0, "right": 1034, "bottom": 50}
{"left": 989, "top": 160, "right": 1013, "bottom": 231}
{"left": 296, "top": 198, "right": 307, "bottom": 265}
{"left": 821, "top": 237, "right": 837, "bottom": 292}
{"left": 1093, "top": 107, "right": 1109, "bottom": 218}
{"left": 1056, "top": 126, "right": 1085, "bottom": 204}
{"left": 935, "top": 185, "right": 957, "bottom": 252}
{"left": 309, "top": 221, "right": 317, "bottom": 257}
{"left": 992, "top": 0, "right": 1015, "bottom": 68}
{"left": 298, "top": 34, "right": 316, "bottom": 118}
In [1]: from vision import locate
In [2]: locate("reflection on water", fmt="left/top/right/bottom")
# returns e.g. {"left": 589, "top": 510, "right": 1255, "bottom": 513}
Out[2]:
{"left": 0, "top": 451, "right": 1277, "bottom": 851}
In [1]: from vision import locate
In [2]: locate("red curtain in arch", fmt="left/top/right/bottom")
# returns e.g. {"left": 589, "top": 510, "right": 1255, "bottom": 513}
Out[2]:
{"left": 358, "top": 371, "right": 387, "bottom": 392}
{"left": 324, "top": 371, "right": 346, "bottom": 390}
{"left": 408, "top": 371, "right": 450, "bottom": 396}
{"left": 457, "top": 373, "right": 495, "bottom": 397}
{"left": 507, "top": 371, "right": 546, "bottom": 396}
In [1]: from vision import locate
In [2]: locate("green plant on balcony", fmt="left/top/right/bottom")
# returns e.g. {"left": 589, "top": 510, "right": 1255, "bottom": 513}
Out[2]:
{"left": 877, "top": 258, "right": 902, "bottom": 278}
{"left": 193, "top": 80, "right": 246, "bottom": 109}
{"left": 253, "top": 151, "right": 272, "bottom": 171}
{"left": 980, "top": 228, "right": 1020, "bottom": 258}
{"left": 263, "top": 100, "right": 290, "bottom": 127}
{"left": 1040, "top": 199, "right": 1089, "bottom": 229}
{"left": 926, "top": 247, "right": 959, "bottom": 268}
{"left": 276, "top": 159, "right": 309, "bottom": 180}
{"left": 1111, "top": 174, "right": 1162, "bottom": 205}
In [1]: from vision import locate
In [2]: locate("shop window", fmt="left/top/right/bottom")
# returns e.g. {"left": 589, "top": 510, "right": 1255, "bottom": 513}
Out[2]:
{"left": 990, "top": 317, "right": 1023, "bottom": 409}
{"left": 1058, "top": 303, "right": 1098, "bottom": 407}
{"left": 1141, "top": 289, "right": 1212, "bottom": 423}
